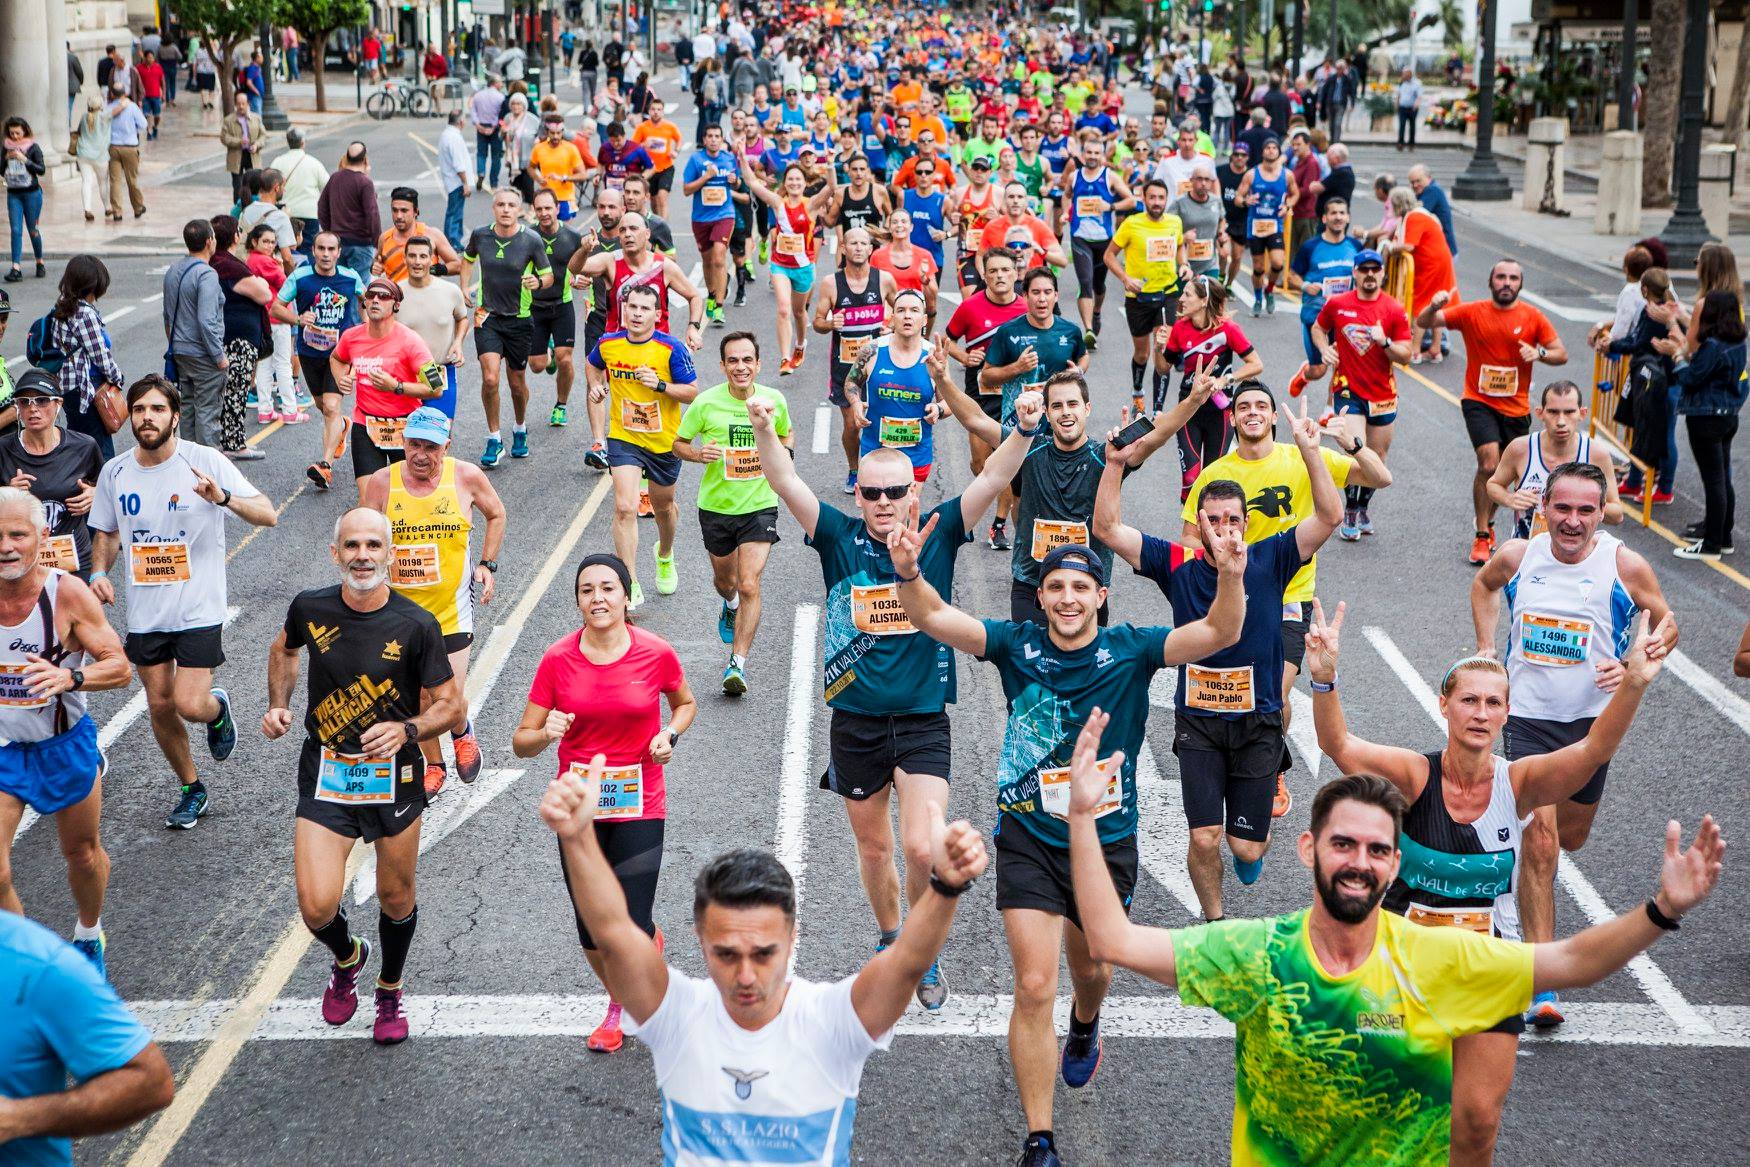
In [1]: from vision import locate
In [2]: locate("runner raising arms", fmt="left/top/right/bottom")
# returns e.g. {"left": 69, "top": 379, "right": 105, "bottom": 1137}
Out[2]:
{"left": 514, "top": 552, "right": 697, "bottom": 1055}
{"left": 814, "top": 227, "right": 898, "bottom": 494}
{"left": 264, "top": 508, "right": 464, "bottom": 1045}
{"left": 737, "top": 134, "right": 838, "bottom": 376}
{"left": 671, "top": 332, "right": 793, "bottom": 695}
{"left": 0, "top": 488, "right": 130, "bottom": 976}
{"left": 361, "top": 407, "right": 506, "bottom": 796}
{"left": 1485, "top": 380, "right": 1624, "bottom": 540}
{"left": 944, "top": 247, "right": 1029, "bottom": 547}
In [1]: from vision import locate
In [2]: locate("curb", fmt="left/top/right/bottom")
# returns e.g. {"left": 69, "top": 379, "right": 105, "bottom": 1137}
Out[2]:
{"left": 145, "top": 109, "right": 375, "bottom": 187}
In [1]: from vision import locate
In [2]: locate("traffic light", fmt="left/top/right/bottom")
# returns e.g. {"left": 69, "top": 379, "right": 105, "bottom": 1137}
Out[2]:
{"left": 1203, "top": 0, "right": 1214, "bottom": 11}
{"left": 1159, "top": 0, "right": 1171, "bottom": 11}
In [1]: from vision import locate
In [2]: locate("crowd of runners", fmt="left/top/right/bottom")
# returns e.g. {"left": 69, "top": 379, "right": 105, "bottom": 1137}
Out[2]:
{"left": 2, "top": 3, "right": 1745, "bottom": 1166}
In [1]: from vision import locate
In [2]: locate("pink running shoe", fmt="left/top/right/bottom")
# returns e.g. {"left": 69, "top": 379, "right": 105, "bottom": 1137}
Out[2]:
{"left": 321, "top": 936, "right": 372, "bottom": 1025}
{"left": 373, "top": 985, "right": 409, "bottom": 1045}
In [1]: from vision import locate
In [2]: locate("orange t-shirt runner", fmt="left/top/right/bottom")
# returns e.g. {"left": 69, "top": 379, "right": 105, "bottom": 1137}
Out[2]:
{"left": 632, "top": 119, "right": 682, "bottom": 173}
{"left": 1441, "top": 299, "right": 1559, "bottom": 418}
{"left": 871, "top": 245, "right": 939, "bottom": 294}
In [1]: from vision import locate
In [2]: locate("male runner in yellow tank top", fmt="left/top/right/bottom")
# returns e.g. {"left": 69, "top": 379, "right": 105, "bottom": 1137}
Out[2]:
{"left": 361, "top": 407, "right": 507, "bottom": 795}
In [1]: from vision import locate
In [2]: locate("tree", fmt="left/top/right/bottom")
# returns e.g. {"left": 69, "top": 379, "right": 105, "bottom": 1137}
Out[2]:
{"left": 1641, "top": 0, "right": 1685, "bottom": 207}
{"left": 1724, "top": 15, "right": 1750, "bottom": 150}
{"left": 175, "top": 0, "right": 279, "bottom": 113}
{"left": 1303, "top": 0, "right": 1463, "bottom": 65}
{"left": 278, "top": 0, "right": 371, "bottom": 113}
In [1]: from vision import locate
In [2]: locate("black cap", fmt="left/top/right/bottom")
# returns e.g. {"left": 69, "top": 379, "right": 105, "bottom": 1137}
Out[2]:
{"left": 0, "top": 288, "right": 10, "bottom": 315}
{"left": 14, "top": 368, "right": 62, "bottom": 398}
{"left": 1039, "top": 544, "right": 1105, "bottom": 586}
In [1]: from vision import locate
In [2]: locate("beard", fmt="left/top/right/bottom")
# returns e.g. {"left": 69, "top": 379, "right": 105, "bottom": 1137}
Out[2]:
{"left": 133, "top": 423, "right": 172, "bottom": 451}
{"left": 342, "top": 559, "right": 389, "bottom": 594}
{"left": 1491, "top": 286, "right": 1519, "bottom": 307}
{"left": 0, "top": 556, "right": 31, "bottom": 582}
{"left": 1313, "top": 853, "right": 1387, "bottom": 924}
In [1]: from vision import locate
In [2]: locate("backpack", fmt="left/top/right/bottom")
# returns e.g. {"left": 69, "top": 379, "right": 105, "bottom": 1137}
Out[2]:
{"left": 25, "top": 312, "right": 66, "bottom": 374}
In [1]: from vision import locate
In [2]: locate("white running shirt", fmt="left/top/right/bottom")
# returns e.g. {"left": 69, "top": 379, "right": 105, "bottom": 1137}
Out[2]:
{"left": 1504, "top": 531, "right": 1635, "bottom": 721}
{"left": 624, "top": 972, "right": 892, "bottom": 1166}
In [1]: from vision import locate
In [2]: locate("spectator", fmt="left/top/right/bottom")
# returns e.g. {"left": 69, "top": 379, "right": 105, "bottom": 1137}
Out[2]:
{"left": 246, "top": 222, "right": 299, "bottom": 423}
{"left": 192, "top": 40, "right": 219, "bottom": 113}
{"left": 1387, "top": 183, "right": 1458, "bottom": 362}
{"left": 438, "top": 111, "right": 474, "bottom": 250}
{"left": 207, "top": 214, "right": 271, "bottom": 459}
{"left": 500, "top": 93, "right": 542, "bottom": 207}
{"left": 104, "top": 89, "right": 149, "bottom": 221}
{"left": 282, "top": 25, "right": 301, "bottom": 81}
{"left": 0, "top": 289, "right": 13, "bottom": 434}
{"left": 3, "top": 118, "right": 47, "bottom": 283}
{"left": 242, "top": 50, "right": 266, "bottom": 113}
{"left": 136, "top": 51, "right": 166, "bottom": 139}
{"left": 360, "top": 27, "right": 385, "bottom": 83}
{"left": 317, "top": 141, "right": 381, "bottom": 280}
{"left": 220, "top": 91, "right": 266, "bottom": 206}
{"left": 1667, "top": 290, "right": 1747, "bottom": 559}
{"left": 67, "top": 44, "right": 85, "bottom": 127}
{"left": 268, "top": 128, "right": 330, "bottom": 262}
{"left": 423, "top": 43, "right": 449, "bottom": 84}
{"left": 74, "top": 97, "right": 113, "bottom": 226}
{"left": 162, "top": 218, "right": 228, "bottom": 448}
{"left": 1318, "top": 142, "right": 1355, "bottom": 216}
{"left": 238, "top": 168, "right": 298, "bottom": 272}
{"left": 471, "top": 74, "right": 507, "bottom": 189}
{"left": 158, "top": 35, "right": 182, "bottom": 106}
{"left": 49, "top": 255, "right": 125, "bottom": 459}
{"left": 1287, "top": 129, "right": 1323, "bottom": 257}
{"left": 1363, "top": 171, "right": 1398, "bottom": 247}
{"left": 1395, "top": 67, "right": 1423, "bottom": 151}
{"left": 578, "top": 40, "right": 600, "bottom": 107}
{"left": 497, "top": 37, "right": 527, "bottom": 84}
{"left": 0, "top": 913, "right": 175, "bottom": 1164}
{"left": 1407, "top": 163, "right": 1458, "bottom": 256}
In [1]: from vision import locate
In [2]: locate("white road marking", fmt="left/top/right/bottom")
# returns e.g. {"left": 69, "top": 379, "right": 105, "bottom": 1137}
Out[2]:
{"left": 1520, "top": 289, "right": 1601, "bottom": 323}
{"left": 1663, "top": 649, "right": 1750, "bottom": 739}
{"left": 124, "top": 993, "right": 1750, "bottom": 1048}
{"left": 1134, "top": 739, "right": 1202, "bottom": 916}
{"left": 105, "top": 305, "right": 137, "bottom": 322}
{"left": 1362, "top": 624, "right": 1714, "bottom": 1036}
{"left": 353, "top": 769, "right": 527, "bottom": 905}
{"left": 143, "top": 292, "right": 163, "bottom": 303}
{"left": 775, "top": 604, "right": 820, "bottom": 971}
{"left": 811, "top": 403, "right": 832, "bottom": 454}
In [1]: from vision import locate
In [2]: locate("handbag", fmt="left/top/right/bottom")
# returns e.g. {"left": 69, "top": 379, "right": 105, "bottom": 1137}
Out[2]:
{"left": 93, "top": 380, "right": 127, "bottom": 434}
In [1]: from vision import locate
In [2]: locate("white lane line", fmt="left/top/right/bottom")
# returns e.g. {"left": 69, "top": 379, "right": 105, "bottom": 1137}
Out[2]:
{"left": 1664, "top": 648, "right": 1750, "bottom": 739}
{"left": 1520, "top": 289, "right": 1601, "bottom": 323}
{"left": 106, "top": 305, "right": 137, "bottom": 322}
{"left": 1362, "top": 625, "right": 1714, "bottom": 1037}
{"left": 811, "top": 403, "right": 832, "bottom": 454}
{"left": 1134, "top": 739, "right": 1202, "bottom": 916}
{"left": 775, "top": 603, "right": 819, "bottom": 970}
{"left": 126, "top": 993, "right": 1750, "bottom": 1048}
{"left": 15, "top": 605, "right": 241, "bottom": 840}
{"left": 143, "top": 292, "right": 163, "bottom": 303}
{"left": 353, "top": 769, "right": 527, "bottom": 905}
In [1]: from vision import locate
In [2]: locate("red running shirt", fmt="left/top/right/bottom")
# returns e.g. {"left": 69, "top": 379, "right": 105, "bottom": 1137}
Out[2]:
{"left": 1315, "top": 291, "right": 1412, "bottom": 403}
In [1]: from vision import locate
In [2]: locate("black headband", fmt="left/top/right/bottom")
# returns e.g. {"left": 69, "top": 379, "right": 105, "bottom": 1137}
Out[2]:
{"left": 576, "top": 553, "right": 633, "bottom": 595}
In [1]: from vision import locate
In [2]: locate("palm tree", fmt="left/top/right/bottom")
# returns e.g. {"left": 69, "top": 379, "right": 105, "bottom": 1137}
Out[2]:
{"left": 1641, "top": 0, "right": 1685, "bottom": 207}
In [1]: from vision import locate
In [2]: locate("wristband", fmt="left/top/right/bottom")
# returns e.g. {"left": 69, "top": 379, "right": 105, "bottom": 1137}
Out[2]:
{"left": 929, "top": 872, "right": 974, "bottom": 898}
{"left": 1645, "top": 898, "right": 1681, "bottom": 932}
{"left": 1309, "top": 676, "right": 1337, "bottom": 692}
{"left": 90, "top": 569, "right": 108, "bottom": 579}
{"left": 895, "top": 569, "right": 920, "bottom": 582}
{"left": 219, "top": 487, "right": 233, "bottom": 508}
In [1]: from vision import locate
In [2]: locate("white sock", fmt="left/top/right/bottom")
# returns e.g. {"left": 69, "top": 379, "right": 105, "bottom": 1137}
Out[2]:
{"left": 725, "top": 593, "right": 741, "bottom": 610}
{"left": 74, "top": 918, "right": 103, "bottom": 940}
{"left": 730, "top": 653, "right": 746, "bottom": 669}
{"left": 513, "top": 423, "right": 527, "bottom": 435}
{"left": 488, "top": 429, "right": 502, "bottom": 442}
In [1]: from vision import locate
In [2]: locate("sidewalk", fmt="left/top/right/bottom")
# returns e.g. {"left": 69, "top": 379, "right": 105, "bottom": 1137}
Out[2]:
{"left": 39, "top": 73, "right": 370, "bottom": 258}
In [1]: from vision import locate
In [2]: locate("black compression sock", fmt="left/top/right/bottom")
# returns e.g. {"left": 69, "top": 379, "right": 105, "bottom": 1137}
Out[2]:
{"left": 1069, "top": 1008, "right": 1099, "bottom": 1037}
{"left": 877, "top": 926, "right": 901, "bottom": 948}
{"left": 1344, "top": 485, "right": 1360, "bottom": 508}
{"left": 1355, "top": 486, "right": 1376, "bottom": 508}
{"left": 311, "top": 912, "right": 356, "bottom": 964}
{"left": 1130, "top": 360, "right": 1146, "bottom": 394}
{"left": 378, "top": 907, "right": 418, "bottom": 986}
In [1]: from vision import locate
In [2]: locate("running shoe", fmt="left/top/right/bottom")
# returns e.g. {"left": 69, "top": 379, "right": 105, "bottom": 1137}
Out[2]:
{"left": 707, "top": 299, "right": 725, "bottom": 326}
{"left": 1265, "top": 290, "right": 1276, "bottom": 315}
{"left": 587, "top": 1000, "right": 625, "bottom": 1052}
{"left": 584, "top": 442, "right": 609, "bottom": 471}
{"left": 1526, "top": 990, "right": 1565, "bottom": 1029}
{"left": 373, "top": 985, "right": 409, "bottom": 1045}
{"left": 423, "top": 761, "right": 448, "bottom": 797}
{"left": 1251, "top": 295, "right": 1262, "bottom": 317}
{"left": 790, "top": 342, "right": 805, "bottom": 368}
{"left": 718, "top": 600, "right": 737, "bottom": 644}
{"left": 916, "top": 959, "right": 948, "bottom": 1011}
{"left": 778, "top": 355, "right": 796, "bottom": 376}
{"left": 549, "top": 403, "right": 568, "bottom": 427}
{"left": 278, "top": 409, "right": 310, "bottom": 424}
{"left": 1338, "top": 510, "right": 1361, "bottom": 542}
{"left": 722, "top": 661, "right": 747, "bottom": 696}
{"left": 1060, "top": 1016, "right": 1102, "bottom": 1087}
{"left": 71, "top": 931, "right": 107, "bottom": 980}
{"left": 1674, "top": 540, "right": 1721, "bottom": 561}
{"left": 207, "top": 688, "right": 236, "bottom": 760}
{"left": 257, "top": 407, "right": 276, "bottom": 425}
{"left": 1016, "top": 1135, "right": 1063, "bottom": 1167}
{"left": 1317, "top": 407, "right": 1336, "bottom": 427}
{"left": 1082, "top": 328, "right": 1097, "bottom": 350}
{"left": 165, "top": 785, "right": 209, "bottom": 829}
{"left": 758, "top": 238, "right": 768, "bottom": 265}
{"left": 1467, "top": 531, "right": 1493, "bottom": 566}
{"left": 733, "top": 285, "right": 748, "bottom": 308}
{"left": 1358, "top": 508, "right": 1375, "bottom": 536}
{"left": 453, "top": 726, "right": 482, "bottom": 783}
{"left": 321, "top": 936, "right": 372, "bottom": 1026}
{"left": 654, "top": 551, "right": 678, "bottom": 595}
{"left": 842, "top": 473, "right": 857, "bottom": 495}
{"left": 481, "top": 435, "right": 505, "bottom": 467}
{"left": 1272, "top": 774, "right": 1292, "bottom": 818}
{"left": 306, "top": 459, "right": 334, "bottom": 490}
{"left": 510, "top": 429, "right": 530, "bottom": 458}
{"left": 1287, "top": 362, "right": 1310, "bottom": 398}
{"left": 1091, "top": 311, "right": 1102, "bottom": 336}
{"left": 988, "top": 521, "right": 1011, "bottom": 551}
{"left": 629, "top": 581, "right": 646, "bottom": 611}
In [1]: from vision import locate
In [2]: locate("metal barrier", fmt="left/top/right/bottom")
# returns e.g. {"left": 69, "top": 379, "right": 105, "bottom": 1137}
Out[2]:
{"left": 429, "top": 79, "right": 468, "bottom": 118}
{"left": 1385, "top": 249, "right": 1413, "bottom": 310}
{"left": 1589, "top": 350, "right": 1655, "bottom": 527}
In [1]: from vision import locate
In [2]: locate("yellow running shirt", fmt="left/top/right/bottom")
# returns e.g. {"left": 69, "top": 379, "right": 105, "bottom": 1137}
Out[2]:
{"left": 385, "top": 457, "right": 473, "bottom": 637}
{"left": 588, "top": 329, "right": 699, "bottom": 453}
{"left": 1181, "top": 442, "right": 1354, "bottom": 604}
{"left": 1111, "top": 212, "right": 1185, "bottom": 295}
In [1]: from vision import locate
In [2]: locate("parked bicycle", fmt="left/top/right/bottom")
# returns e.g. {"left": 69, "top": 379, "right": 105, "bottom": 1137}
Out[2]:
{"left": 365, "top": 78, "right": 434, "bottom": 120}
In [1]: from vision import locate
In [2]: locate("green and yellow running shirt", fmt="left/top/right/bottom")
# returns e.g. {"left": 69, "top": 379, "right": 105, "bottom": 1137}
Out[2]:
{"left": 1175, "top": 909, "right": 1535, "bottom": 1166}
{"left": 673, "top": 382, "right": 792, "bottom": 516}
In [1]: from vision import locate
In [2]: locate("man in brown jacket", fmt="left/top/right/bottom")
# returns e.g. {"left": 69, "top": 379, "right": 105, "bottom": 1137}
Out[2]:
{"left": 219, "top": 91, "right": 266, "bottom": 203}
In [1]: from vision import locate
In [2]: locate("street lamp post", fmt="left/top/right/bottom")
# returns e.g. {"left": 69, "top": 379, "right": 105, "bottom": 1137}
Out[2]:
{"left": 1616, "top": 0, "right": 1636, "bottom": 132}
{"left": 259, "top": 21, "right": 291, "bottom": 130}
{"left": 1659, "top": 0, "right": 1714, "bottom": 267}
{"left": 1452, "top": 0, "right": 1512, "bottom": 200}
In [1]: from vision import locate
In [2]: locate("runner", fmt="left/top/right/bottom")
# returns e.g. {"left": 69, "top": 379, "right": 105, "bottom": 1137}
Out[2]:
{"left": 1061, "top": 131, "right": 1135, "bottom": 348}
{"left": 619, "top": 175, "right": 678, "bottom": 256}
{"left": 567, "top": 210, "right": 705, "bottom": 390}
{"left": 529, "top": 114, "right": 589, "bottom": 220}
{"left": 680, "top": 122, "right": 741, "bottom": 326}
{"left": 630, "top": 98, "right": 682, "bottom": 217}
{"left": 1415, "top": 261, "right": 1568, "bottom": 564}
{"left": 944, "top": 247, "right": 1029, "bottom": 546}
{"left": 1471, "top": 460, "right": 1677, "bottom": 1028}
{"left": 737, "top": 139, "right": 838, "bottom": 375}
{"left": 0, "top": 487, "right": 129, "bottom": 976}
{"left": 393, "top": 236, "right": 470, "bottom": 421}
{"left": 330, "top": 277, "right": 446, "bottom": 497}
{"left": 980, "top": 268, "right": 1090, "bottom": 426}
{"left": 829, "top": 152, "right": 893, "bottom": 247}
{"left": 537, "top": 759, "right": 985, "bottom": 1161}
{"left": 88, "top": 375, "right": 278, "bottom": 829}
{"left": 843, "top": 291, "right": 947, "bottom": 483}
{"left": 1012, "top": 123, "right": 1058, "bottom": 217}
{"left": 814, "top": 227, "right": 898, "bottom": 494}
{"left": 1234, "top": 137, "right": 1296, "bottom": 316}
{"left": 1062, "top": 714, "right": 1724, "bottom": 1167}
{"left": 1095, "top": 398, "right": 1341, "bottom": 923}
{"left": 977, "top": 181, "right": 1067, "bottom": 274}
{"left": 870, "top": 210, "right": 941, "bottom": 322}
{"left": 1104, "top": 178, "right": 1185, "bottom": 415}
{"left": 584, "top": 283, "right": 700, "bottom": 607}
{"left": 748, "top": 388, "right": 1042, "bottom": 1012}
{"left": 594, "top": 121, "right": 654, "bottom": 192}
{"left": 887, "top": 522, "right": 1244, "bottom": 1167}
{"left": 1285, "top": 197, "right": 1362, "bottom": 403}
{"left": 0, "top": 369, "right": 105, "bottom": 579}
{"left": 374, "top": 187, "right": 461, "bottom": 282}
{"left": 899, "top": 161, "right": 950, "bottom": 289}
{"left": 460, "top": 188, "right": 554, "bottom": 467}
{"left": 1486, "top": 380, "right": 1624, "bottom": 539}
{"left": 950, "top": 155, "right": 1001, "bottom": 293}
{"left": 1146, "top": 277, "right": 1260, "bottom": 482}
{"left": 672, "top": 332, "right": 792, "bottom": 695}
{"left": 514, "top": 551, "right": 697, "bottom": 1054}
{"left": 1215, "top": 144, "right": 1251, "bottom": 289}
{"left": 1307, "top": 246, "right": 1413, "bottom": 539}
{"left": 361, "top": 407, "right": 505, "bottom": 796}
{"left": 1310, "top": 593, "right": 1674, "bottom": 1161}
{"left": 526, "top": 190, "right": 586, "bottom": 428}
{"left": 273, "top": 231, "right": 365, "bottom": 490}
{"left": 1167, "top": 159, "right": 1225, "bottom": 283}
{"left": 263, "top": 507, "right": 463, "bottom": 1045}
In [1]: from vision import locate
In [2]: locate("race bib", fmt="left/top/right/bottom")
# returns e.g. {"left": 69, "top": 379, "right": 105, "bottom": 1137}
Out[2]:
{"left": 605, "top": 175, "right": 626, "bottom": 190}
{"left": 1187, "top": 238, "right": 1215, "bottom": 262}
{"left": 850, "top": 582, "right": 914, "bottom": 636}
{"left": 774, "top": 232, "right": 807, "bottom": 258}
{"left": 390, "top": 544, "right": 441, "bottom": 588}
{"left": 1176, "top": 180, "right": 1192, "bottom": 197}
{"left": 1038, "top": 754, "right": 1121, "bottom": 820}
{"left": 1251, "top": 217, "right": 1279, "bottom": 237}
{"left": 1477, "top": 364, "right": 1519, "bottom": 398}
{"left": 473, "top": 305, "right": 489, "bottom": 327}
{"left": 722, "top": 445, "right": 762, "bottom": 480}
{"left": 838, "top": 335, "right": 871, "bottom": 366}
{"left": 363, "top": 414, "right": 407, "bottom": 451}
{"left": 129, "top": 541, "right": 191, "bottom": 586}
{"left": 303, "top": 323, "right": 340, "bottom": 352}
{"left": 647, "top": 138, "right": 669, "bottom": 154}
{"left": 0, "top": 663, "right": 51, "bottom": 709}
{"left": 1030, "top": 518, "right": 1089, "bottom": 561}
{"left": 1145, "top": 234, "right": 1177, "bottom": 263}
{"left": 1323, "top": 275, "right": 1352, "bottom": 296}
{"left": 1075, "top": 195, "right": 1105, "bottom": 218}
{"left": 701, "top": 184, "right": 728, "bottom": 206}
{"left": 878, "top": 415, "right": 923, "bottom": 448}
{"left": 1185, "top": 664, "right": 1255, "bottom": 712}
{"left": 566, "top": 760, "right": 645, "bottom": 818}
{"left": 1406, "top": 903, "right": 1494, "bottom": 935}
{"left": 314, "top": 746, "right": 396, "bottom": 806}
{"left": 621, "top": 397, "right": 663, "bottom": 433}
{"left": 1518, "top": 612, "right": 1592, "bottom": 667}
{"left": 37, "top": 535, "right": 79, "bottom": 572}
{"left": 1367, "top": 395, "right": 1398, "bottom": 418}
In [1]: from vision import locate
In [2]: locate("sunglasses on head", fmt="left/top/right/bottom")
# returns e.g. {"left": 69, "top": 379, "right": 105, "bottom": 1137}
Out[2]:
{"left": 857, "top": 484, "right": 911, "bottom": 501}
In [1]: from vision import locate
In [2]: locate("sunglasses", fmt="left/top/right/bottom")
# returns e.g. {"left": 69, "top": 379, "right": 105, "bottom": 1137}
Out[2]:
{"left": 857, "top": 484, "right": 911, "bottom": 501}
{"left": 364, "top": 290, "right": 396, "bottom": 301}
{"left": 1355, "top": 264, "right": 1384, "bottom": 273}
{"left": 15, "top": 396, "right": 58, "bottom": 408}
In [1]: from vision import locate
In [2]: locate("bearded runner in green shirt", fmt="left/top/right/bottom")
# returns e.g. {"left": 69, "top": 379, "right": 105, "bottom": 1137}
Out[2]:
{"left": 1062, "top": 713, "right": 1725, "bottom": 1167}
{"left": 671, "top": 331, "right": 792, "bottom": 696}
{"left": 749, "top": 382, "right": 1043, "bottom": 1016}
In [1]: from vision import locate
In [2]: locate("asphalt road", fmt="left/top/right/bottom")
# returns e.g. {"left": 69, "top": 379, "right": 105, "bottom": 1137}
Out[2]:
{"left": 5, "top": 75, "right": 1748, "bottom": 1166}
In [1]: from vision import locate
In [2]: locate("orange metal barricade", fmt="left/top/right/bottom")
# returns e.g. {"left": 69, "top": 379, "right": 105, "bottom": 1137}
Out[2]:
{"left": 1589, "top": 350, "right": 1654, "bottom": 527}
